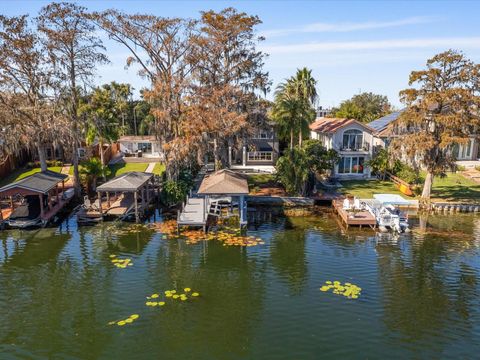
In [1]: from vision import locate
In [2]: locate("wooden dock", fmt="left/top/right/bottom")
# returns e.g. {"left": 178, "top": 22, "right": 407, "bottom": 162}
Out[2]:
{"left": 177, "top": 197, "right": 207, "bottom": 230}
{"left": 332, "top": 199, "right": 376, "bottom": 229}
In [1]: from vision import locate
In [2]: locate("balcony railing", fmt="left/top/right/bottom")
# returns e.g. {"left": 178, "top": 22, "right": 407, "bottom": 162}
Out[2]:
{"left": 338, "top": 142, "right": 370, "bottom": 152}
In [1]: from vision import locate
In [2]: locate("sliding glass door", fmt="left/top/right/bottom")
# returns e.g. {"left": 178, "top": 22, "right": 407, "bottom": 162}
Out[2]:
{"left": 338, "top": 156, "right": 365, "bottom": 174}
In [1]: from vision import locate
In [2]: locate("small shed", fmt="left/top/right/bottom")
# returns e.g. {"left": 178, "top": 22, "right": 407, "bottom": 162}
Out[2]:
{"left": 96, "top": 171, "right": 155, "bottom": 222}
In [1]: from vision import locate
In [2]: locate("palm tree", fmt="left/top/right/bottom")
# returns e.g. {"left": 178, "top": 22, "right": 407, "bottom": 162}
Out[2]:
{"left": 272, "top": 93, "right": 311, "bottom": 150}
{"left": 80, "top": 84, "right": 124, "bottom": 181}
{"left": 272, "top": 68, "right": 318, "bottom": 149}
{"left": 80, "top": 157, "right": 110, "bottom": 195}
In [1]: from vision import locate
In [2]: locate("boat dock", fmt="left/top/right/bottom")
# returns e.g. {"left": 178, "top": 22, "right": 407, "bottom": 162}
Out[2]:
{"left": 0, "top": 170, "right": 73, "bottom": 228}
{"left": 177, "top": 196, "right": 207, "bottom": 230}
{"left": 332, "top": 199, "right": 377, "bottom": 229}
{"left": 177, "top": 169, "right": 249, "bottom": 232}
{"left": 77, "top": 172, "right": 157, "bottom": 224}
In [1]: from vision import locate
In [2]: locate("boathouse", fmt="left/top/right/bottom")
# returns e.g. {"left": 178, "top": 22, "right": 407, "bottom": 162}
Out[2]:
{"left": 178, "top": 169, "right": 249, "bottom": 231}
{"left": 0, "top": 170, "right": 71, "bottom": 228}
{"left": 94, "top": 171, "right": 155, "bottom": 223}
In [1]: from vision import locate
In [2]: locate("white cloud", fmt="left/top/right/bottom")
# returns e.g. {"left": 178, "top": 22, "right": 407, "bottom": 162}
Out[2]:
{"left": 261, "top": 37, "right": 480, "bottom": 54}
{"left": 261, "top": 16, "right": 436, "bottom": 37}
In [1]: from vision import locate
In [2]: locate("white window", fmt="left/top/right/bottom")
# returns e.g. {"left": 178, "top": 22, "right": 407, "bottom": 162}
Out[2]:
{"left": 453, "top": 139, "right": 473, "bottom": 159}
{"left": 252, "top": 130, "right": 273, "bottom": 139}
{"left": 248, "top": 151, "right": 273, "bottom": 161}
{"left": 78, "top": 148, "right": 86, "bottom": 158}
{"left": 342, "top": 129, "right": 364, "bottom": 150}
{"left": 338, "top": 156, "right": 365, "bottom": 174}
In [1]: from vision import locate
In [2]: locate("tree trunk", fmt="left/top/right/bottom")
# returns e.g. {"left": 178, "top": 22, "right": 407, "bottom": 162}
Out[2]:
{"left": 421, "top": 171, "right": 434, "bottom": 207}
{"left": 290, "top": 128, "right": 294, "bottom": 150}
{"left": 37, "top": 144, "right": 47, "bottom": 172}
{"left": 69, "top": 54, "right": 81, "bottom": 199}
{"left": 99, "top": 139, "right": 106, "bottom": 182}
{"left": 213, "top": 137, "right": 221, "bottom": 171}
{"left": 299, "top": 129, "right": 303, "bottom": 148}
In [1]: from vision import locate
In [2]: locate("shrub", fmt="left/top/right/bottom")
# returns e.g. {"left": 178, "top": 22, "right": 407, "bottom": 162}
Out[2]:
{"left": 161, "top": 169, "right": 195, "bottom": 206}
{"left": 395, "top": 163, "right": 423, "bottom": 185}
{"left": 161, "top": 180, "right": 190, "bottom": 206}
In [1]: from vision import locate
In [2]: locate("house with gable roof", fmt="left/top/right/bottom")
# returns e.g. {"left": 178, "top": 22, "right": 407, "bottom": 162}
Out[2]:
{"left": 309, "top": 117, "right": 375, "bottom": 178}
{"left": 368, "top": 111, "right": 479, "bottom": 163}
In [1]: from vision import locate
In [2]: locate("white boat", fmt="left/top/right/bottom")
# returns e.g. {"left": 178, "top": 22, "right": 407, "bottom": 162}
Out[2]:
{"left": 364, "top": 194, "right": 417, "bottom": 233}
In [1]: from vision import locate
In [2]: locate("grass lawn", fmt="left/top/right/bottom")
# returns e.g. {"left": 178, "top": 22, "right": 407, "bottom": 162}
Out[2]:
{"left": 0, "top": 166, "right": 63, "bottom": 187}
{"left": 108, "top": 162, "right": 149, "bottom": 177}
{"left": 152, "top": 163, "right": 165, "bottom": 176}
{"left": 67, "top": 161, "right": 165, "bottom": 179}
{"left": 340, "top": 172, "right": 480, "bottom": 203}
{"left": 247, "top": 174, "right": 276, "bottom": 188}
{"left": 339, "top": 179, "right": 404, "bottom": 199}
{"left": 430, "top": 173, "right": 480, "bottom": 203}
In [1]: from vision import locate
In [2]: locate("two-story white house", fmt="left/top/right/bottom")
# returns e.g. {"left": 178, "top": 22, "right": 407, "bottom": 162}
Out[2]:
{"left": 309, "top": 117, "right": 375, "bottom": 178}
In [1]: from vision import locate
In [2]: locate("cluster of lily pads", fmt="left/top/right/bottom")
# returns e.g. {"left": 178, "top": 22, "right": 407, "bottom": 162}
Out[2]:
{"left": 108, "top": 314, "right": 140, "bottom": 327}
{"left": 109, "top": 254, "right": 133, "bottom": 269}
{"left": 320, "top": 280, "right": 362, "bottom": 299}
{"left": 145, "top": 288, "right": 200, "bottom": 307}
{"left": 151, "top": 220, "right": 265, "bottom": 247}
{"left": 108, "top": 288, "right": 201, "bottom": 328}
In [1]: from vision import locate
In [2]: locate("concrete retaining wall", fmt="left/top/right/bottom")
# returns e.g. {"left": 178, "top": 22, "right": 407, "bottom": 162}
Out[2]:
{"left": 247, "top": 196, "right": 315, "bottom": 207}
{"left": 432, "top": 203, "right": 480, "bottom": 213}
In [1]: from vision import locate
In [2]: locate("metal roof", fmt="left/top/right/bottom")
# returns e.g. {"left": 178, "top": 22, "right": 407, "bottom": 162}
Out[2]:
{"left": 367, "top": 111, "right": 403, "bottom": 132}
{"left": 96, "top": 172, "right": 153, "bottom": 192}
{"left": 197, "top": 169, "right": 249, "bottom": 195}
{"left": 0, "top": 170, "right": 68, "bottom": 195}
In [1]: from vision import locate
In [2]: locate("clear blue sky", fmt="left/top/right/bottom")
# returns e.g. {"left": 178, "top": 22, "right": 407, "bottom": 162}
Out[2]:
{"left": 3, "top": 1, "right": 480, "bottom": 108}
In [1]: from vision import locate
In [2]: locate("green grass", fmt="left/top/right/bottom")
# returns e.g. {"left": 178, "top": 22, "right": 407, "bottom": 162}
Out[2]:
{"left": 339, "top": 179, "right": 405, "bottom": 199}
{"left": 340, "top": 172, "right": 480, "bottom": 203}
{"left": 108, "top": 162, "right": 149, "bottom": 177}
{"left": 0, "top": 166, "right": 63, "bottom": 187}
{"left": 430, "top": 173, "right": 480, "bottom": 203}
{"left": 247, "top": 174, "right": 276, "bottom": 187}
{"left": 152, "top": 163, "right": 165, "bottom": 176}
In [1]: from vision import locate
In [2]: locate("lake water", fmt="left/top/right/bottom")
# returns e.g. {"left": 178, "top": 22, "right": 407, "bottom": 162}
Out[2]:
{"left": 1, "top": 208, "right": 480, "bottom": 359}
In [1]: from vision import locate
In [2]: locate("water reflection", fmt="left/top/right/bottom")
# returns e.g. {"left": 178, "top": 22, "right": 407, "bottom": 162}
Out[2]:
{"left": 270, "top": 216, "right": 308, "bottom": 295}
{"left": 0, "top": 211, "right": 479, "bottom": 358}
{"left": 376, "top": 217, "right": 480, "bottom": 355}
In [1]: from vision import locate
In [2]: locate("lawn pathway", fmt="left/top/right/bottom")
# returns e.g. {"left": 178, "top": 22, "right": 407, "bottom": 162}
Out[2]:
{"left": 145, "top": 163, "right": 155, "bottom": 173}
{"left": 60, "top": 165, "right": 71, "bottom": 175}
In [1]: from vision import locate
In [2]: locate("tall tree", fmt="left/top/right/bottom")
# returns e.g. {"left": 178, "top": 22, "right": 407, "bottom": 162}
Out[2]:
{"left": 272, "top": 68, "right": 317, "bottom": 149}
{"left": 38, "top": 2, "right": 108, "bottom": 197}
{"left": 187, "top": 8, "right": 270, "bottom": 170}
{"left": 79, "top": 83, "right": 126, "bottom": 180}
{"left": 0, "top": 14, "right": 66, "bottom": 171}
{"left": 393, "top": 50, "right": 480, "bottom": 203}
{"left": 92, "top": 10, "right": 195, "bottom": 179}
{"left": 334, "top": 92, "right": 392, "bottom": 122}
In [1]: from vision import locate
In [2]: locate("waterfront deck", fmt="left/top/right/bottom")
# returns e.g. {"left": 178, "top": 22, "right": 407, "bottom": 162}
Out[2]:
{"left": 177, "top": 197, "right": 207, "bottom": 230}
{"left": 332, "top": 199, "right": 376, "bottom": 229}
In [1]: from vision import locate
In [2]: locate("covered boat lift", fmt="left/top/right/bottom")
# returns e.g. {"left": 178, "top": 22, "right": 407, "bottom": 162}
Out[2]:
{"left": 79, "top": 171, "right": 155, "bottom": 223}
{"left": 0, "top": 170, "right": 72, "bottom": 228}
{"left": 177, "top": 169, "right": 249, "bottom": 231}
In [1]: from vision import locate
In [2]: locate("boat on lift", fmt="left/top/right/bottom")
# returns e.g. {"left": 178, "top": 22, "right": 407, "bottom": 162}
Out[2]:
{"left": 364, "top": 194, "right": 417, "bottom": 233}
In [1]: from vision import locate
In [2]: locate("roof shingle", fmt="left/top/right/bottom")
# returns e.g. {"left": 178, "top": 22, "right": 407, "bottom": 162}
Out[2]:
{"left": 197, "top": 170, "right": 249, "bottom": 195}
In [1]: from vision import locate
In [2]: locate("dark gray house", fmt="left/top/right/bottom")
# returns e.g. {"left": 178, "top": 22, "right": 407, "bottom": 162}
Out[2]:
{"left": 229, "top": 123, "right": 279, "bottom": 169}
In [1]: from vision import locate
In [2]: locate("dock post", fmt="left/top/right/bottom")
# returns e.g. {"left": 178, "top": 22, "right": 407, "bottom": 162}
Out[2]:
{"left": 134, "top": 191, "right": 139, "bottom": 223}
{"left": 97, "top": 191, "right": 103, "bottom": 217}
{"left": 39, "top": 194, "right": 44, "bottom": 219}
